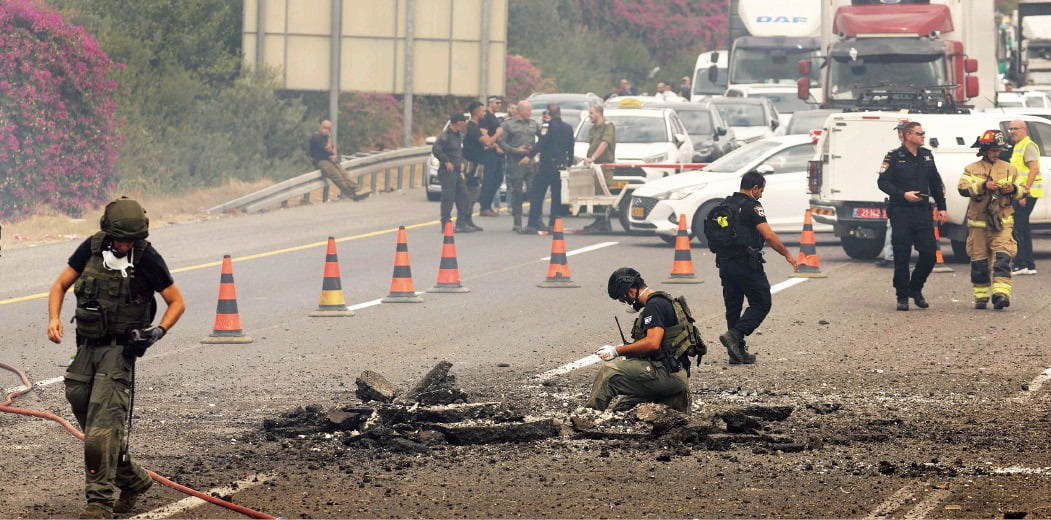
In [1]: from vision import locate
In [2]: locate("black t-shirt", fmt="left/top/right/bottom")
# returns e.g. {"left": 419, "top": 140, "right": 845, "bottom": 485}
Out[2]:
{"left": 480, "top": 111, "right": 503, "bottom": 158}
{"left": 637, "top": 294, "right": 678, "bottom": 336}
{"left": 309, "top": 132, "right": 330, "bottom": 164}
{"left": 464, "top": 121, "right": 485, "bottom": 162}
{"left": 730, "top": 192, "right": 767, "bottom": 249}
{"left": 68, "top": 237, "right": 175, "bottom": 296}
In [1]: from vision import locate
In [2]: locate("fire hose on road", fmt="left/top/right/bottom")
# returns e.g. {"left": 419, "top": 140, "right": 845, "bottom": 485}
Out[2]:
{"left": 0, "top": 361, "right": 275, "bottom": 519}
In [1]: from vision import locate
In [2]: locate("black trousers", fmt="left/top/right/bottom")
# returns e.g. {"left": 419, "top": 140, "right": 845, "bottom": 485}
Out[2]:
{"left": 888, "top": 205, "right": 936, "bottom": 299}
{"left": 479, "top": 153, "right": 505, "bottom": 211}
{"left": 718, "top": 259, "right": 772, "bottom": 337}
{"left": 528, "top": 167, "right": 566, "bottom": 227}
{"left": 438, "top": 168, "right": 468, "bottom": 223}
{"left": 1012, "top": 196, "right": 1038, "bottom": 269}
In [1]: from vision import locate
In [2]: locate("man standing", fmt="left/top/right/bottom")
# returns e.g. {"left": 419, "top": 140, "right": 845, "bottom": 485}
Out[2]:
{"left": 655, "top": 82, "right": 680, "bottom": 102}
{"left": 479, "top": 96, "right": 506, "bottom": 217}
{"left": 524, "top": 104, "right": 574, "bottom": 234}
{"left": 47, "top": 198, "right": 185, "bottom": 518}
{"left": 581, "top": 104, "right": 616, "bottom": 232}
{"left": 877, "top": 121, "right": 947, "bottom": 311}
{"left": 498, "top": 101, "right": 540, "bottom": 231}
{"left": 309, "top": 120, "right": 370, "bottom": 201}
{"left": 958, "top": 130, "right": 1026, "bottom": 309}
{"left": 711, "top": 171, "right": 798, "bottom": 364}
{"left": 587, "top": 268, "right": 703, "bottom": 413}
{"left": 432, "top": 113, "right": 482, "bottom": 233}
{"left": 1007, "top": 120, "right": 1042, "bottom": 275}
{"left": 464, "top": 101, "right": 490, "bottom": 218}
{"left": 678, "top": 76, "right": 692, "bottom": 100}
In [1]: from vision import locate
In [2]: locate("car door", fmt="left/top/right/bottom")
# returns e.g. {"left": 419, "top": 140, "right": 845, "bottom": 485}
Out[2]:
{"left": 757, "top": 143, "right": 818, "bottom": 230}
{"left": 669, "top": 114, "right": 694, "bottom": 163}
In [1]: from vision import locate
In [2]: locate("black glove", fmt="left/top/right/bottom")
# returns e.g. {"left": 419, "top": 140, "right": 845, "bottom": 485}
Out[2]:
{"left": 125, "top": 326, "right": 165, "bottom": 357}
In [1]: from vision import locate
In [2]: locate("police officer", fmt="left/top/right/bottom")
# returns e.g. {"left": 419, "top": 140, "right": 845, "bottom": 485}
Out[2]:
{"left": 524, "top": 104, "right": 574, "bottom": 233}
{"left": 47, "top": 198, "right": 185, "bottom": 518}
{"left": 958, "top": 130, "right": 1026, "bottom": 309}
{"left": 586, "top": 268, "right": 704, "bottom": 413}
{"left": 433, "top": 113, "right": 483, "bottom": 233}
{"left": 714, "top": 171, "right": 798, "bottom": 365}
{"left": 877, "top": 121, "right": 947, "bottom": 311}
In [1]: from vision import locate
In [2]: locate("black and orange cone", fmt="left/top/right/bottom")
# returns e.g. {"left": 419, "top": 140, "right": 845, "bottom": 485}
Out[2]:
{"left": 792, "top": 209, "right": 827, "bottom": 278}
{"left": 428, "top": 221, "right": 470, "bottom": 293}
{"left": 201, "top": 255, "right": 253, "bottom": 343}
{"left": 932, "top": 209, "right": 953, "bottom": 273}
{"left": 382, "top": 226, "right": 424, "bottom": 303}
{"left": 538, "top": 217, "right": 580, "bottom": 288}
{"left": 663, "top": 213, "right": 703, "bottom": 284}
{"left": 310, "top": 237, "right": 356, "bottom": 317}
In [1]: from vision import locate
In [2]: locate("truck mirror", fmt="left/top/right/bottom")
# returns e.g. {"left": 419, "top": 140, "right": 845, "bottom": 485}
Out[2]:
{"left": 964, "top": 58, "right": 978, "bottom": 74}
{"left": 707, "top": 64, "right": 718, "bottom": 84}
{"left": 798, "top": 59, "right": 811, "bottom": 76}
{"left": 965, "top": 75, "right": 979, "bottom": 98}
{"left": 797, "top": 78, "right": 811, "bottom": 101}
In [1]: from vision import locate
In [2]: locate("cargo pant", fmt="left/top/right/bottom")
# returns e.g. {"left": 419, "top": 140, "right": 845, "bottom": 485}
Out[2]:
{"left": 464, "top": 160, "right": 484, "bottom": 215}
{"left": 966, "top": 224, "right": 1017, "bottom": 302}
{"left": 65, "top": 338, "right": 151, "bottom": 509}
{"left": 586, "top": 358, "right": 690, "bottom": 413}
{"left": 506, "top": 159, "right": 535, "bottom": 218}
{"left": 318, "top": 159, "right": 362, "bottom": 198}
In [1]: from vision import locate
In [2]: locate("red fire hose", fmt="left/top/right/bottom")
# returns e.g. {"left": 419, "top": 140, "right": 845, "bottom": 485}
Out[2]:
{"left": 0, "top": 361, "right": 275, "bottom": 519}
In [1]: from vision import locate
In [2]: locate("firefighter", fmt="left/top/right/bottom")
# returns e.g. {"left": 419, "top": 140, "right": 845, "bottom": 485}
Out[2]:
{"left": 957, "top": 130, "right": 1027, "bottom": 310}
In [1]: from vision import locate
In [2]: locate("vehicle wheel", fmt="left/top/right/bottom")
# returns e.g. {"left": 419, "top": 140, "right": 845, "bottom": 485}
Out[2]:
{"left": 426, "top": 190, "right": 440, "bottom": 202}
{"left": 841, "top": 236, "right": 883, "bottom": 260}
{"left": 658, "top": 234, "right": 677, "bottom": 245}
{"left": 949, "top": 239, "right": 969, "bottom": 263}
{"left": 617, "top": 196, "right": 635, "bottom": 233}
{"left": 691, "top": 200, "right": 721, "bottom": 248}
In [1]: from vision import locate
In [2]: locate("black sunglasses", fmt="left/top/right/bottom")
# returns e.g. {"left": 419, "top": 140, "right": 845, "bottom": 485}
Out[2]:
{"left": 911, "top": 131, "right": 926, "bottom": 137}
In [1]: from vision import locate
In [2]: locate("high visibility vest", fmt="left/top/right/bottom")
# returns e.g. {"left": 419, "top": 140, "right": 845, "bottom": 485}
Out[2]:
{"left": 1010, "top": 136, "right": 1044, "bottom": 198}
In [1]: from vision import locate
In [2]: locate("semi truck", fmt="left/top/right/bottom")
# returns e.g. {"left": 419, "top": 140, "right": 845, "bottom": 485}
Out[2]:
{"left": 726, "top": 0, "right": 823, "bottom": 91}
{"left": 1013, "top": 1, "right": 1051, "bottom": 89}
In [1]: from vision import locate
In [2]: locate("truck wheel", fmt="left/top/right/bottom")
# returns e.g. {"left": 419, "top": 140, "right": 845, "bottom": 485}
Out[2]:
{"left": 617, "top": 196, "right": 636, "bottom": 233}
{"left": 691, "top": 201, "right": 720, "bottom": 248}
{"left": 950, "top": 239, "right": 969, "bottom": 263}
{"left": 841, "top": 236, "right": 883, "bottom": 260}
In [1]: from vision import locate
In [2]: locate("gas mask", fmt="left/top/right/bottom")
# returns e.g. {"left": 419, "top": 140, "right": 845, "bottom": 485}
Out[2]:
{"left": 101, "top": 247, "right": 135, "bottom": 278}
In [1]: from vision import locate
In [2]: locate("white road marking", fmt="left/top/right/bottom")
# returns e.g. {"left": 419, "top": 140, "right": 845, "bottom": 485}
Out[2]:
{"left": 347, "top": 291, "right": 425, "bottom": 311}
{"left": 541, "top": 241, "right": 618, "bottom": 261}
{"left": 903, "top": 488, "right": 951, "bottom": 519}
{"left": 4, "top": 376, "right": 64, "bottom": 395}
{"left": 130, "top": 473, "right": 273, "bottom": 519}
{"left": 993, "top": 465, "right": 1051, "bottom": 475}
{"left": 863, "top": 484, "right": 915, "bottom": 520}
{"left": 770, "top": 277, "right": 808, "bottom": 293}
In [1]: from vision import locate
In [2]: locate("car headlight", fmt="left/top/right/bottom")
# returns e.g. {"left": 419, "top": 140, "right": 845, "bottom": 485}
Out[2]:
{"left": 429, "top": 156, "right": 439, "bottom": 168}
{"left": 643, "top": 153, "right": 668, "bottom": 164}
{"left": 653, "top": 185, "right": 704, "bottom": 200}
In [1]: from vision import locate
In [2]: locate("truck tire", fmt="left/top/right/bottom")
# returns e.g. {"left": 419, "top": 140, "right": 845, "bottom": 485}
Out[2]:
{"left": 691, "top": 200, "right": 721, "bottom": 248}
{"left": 617, "top": 196, "right": 637, "bottom": 234}
{"left": 950, "top": 239, "right": 969, "bottom": 263}
{"left": 841, "top": 236, "right": 883, "bottom": 260}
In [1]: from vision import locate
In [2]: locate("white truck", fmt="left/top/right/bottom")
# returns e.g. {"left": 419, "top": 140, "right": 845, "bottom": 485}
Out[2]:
{"left": 808, "top": 111, "right": 1051, "bottom": 259}
{"left": 726, "top": 0, "right": 822, "bottom": 91}
{"left": 692, "top": 50, "right": 728, "bottom": 100}
{"left": 1021, "top": 14, "right": 1051, "bottom": 89}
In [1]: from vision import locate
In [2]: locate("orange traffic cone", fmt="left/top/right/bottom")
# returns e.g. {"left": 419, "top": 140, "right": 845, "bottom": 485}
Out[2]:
{"left": 663, "top": 213, "right": 703, "bottom": 284}
{"left": 428, "top": 221, "right": 470, "bottom": 293}
{"left": 792, "top": 209, "right": 827, "bottom": 278}
{"left": 201, "top": 255, "right": 253, "bottom": 344}
{"left": 310, "top": 237, "right": 356, "bottom": 317}
{"left": 382, "top": 226, "right": 424, "bottom": 303}
{"left": 932, "top": 209, "right": 953, "bottom": 273}
{"left": 538, "top": 217, "right": 580, "bottom": 288}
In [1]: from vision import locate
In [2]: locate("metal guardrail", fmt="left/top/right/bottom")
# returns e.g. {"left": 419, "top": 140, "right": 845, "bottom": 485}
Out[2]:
{"left": 207, "top": 146, "right": 432, "bottom": 213}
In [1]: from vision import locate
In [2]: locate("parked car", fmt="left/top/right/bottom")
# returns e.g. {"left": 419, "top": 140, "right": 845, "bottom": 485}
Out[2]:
{"left": 605, "top": 98, "right": 738, "bottom": 163}
{"left": 724, "top": 84, "right": 820, "bottom": 127}
{"left": 781, "top": 109, "right": 842, "bottom": 135}
{"left": 525, "top": 92, "right": 602, "bottom": 123}
{"left": 707, "top": 97, "right": 781, "bottom": 144}
{"left": 628, "top": 134, "right": 828, "bottom": 244}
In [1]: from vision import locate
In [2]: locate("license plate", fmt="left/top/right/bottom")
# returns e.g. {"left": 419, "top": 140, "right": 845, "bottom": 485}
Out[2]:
{"left": 632, "top": 207, "right": 645, "bottom": 218}
{"left": 610, "top": 180, "right": 629, "bottom": 190}
{"left": 852, "top": 207, "right": 885, "bottom": 219}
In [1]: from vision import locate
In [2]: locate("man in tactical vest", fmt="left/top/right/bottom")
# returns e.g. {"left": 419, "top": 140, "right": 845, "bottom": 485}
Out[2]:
{"left": 958, "top": 130, "right": 1026, "bottom": 309}
{"left": 47, "top": 197, "right": 185, "bottom": 519}
{"left": 585, "top": 268, "right": 705, "bottom": 413}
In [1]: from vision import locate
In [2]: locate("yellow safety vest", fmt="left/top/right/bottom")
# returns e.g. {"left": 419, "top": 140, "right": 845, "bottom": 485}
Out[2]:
{"left": 1010, "top": 136, "right": 1044, "bottom": 198}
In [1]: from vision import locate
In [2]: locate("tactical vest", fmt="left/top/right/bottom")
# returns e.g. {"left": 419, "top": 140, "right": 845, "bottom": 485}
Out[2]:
{"left": 630, "top": 292, "right": 705, "bottom": 364}
{"left": 1010, "top": 136, "right": 1044, "bottom": 198}
{"left": 72, "top": 232, "right": 153, "bottom": 339}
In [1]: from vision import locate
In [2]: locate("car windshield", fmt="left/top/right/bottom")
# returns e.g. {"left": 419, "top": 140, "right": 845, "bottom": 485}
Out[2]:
{"left": 672, "top": 110, "right": 713, "bottom": 137}
{"left": 786, "top": 112, "right": 834, "bottom": 134}
{"left": 754, "top": 93, "right": 818, "bottom": 114}
{"left": 529, "top": 95, "right": 591, "bottom": 111}
{"left": 710, "top": 102, "right": 766, "bottom": 127}
{"left": 828, "top": 54, "right": 947, "bottom": 101}
{"left": 575, "top": 115, "right": 669, "bottom": 143}
{"left": 693, "top": 67, "right": 727, "bottom": 96}
{"left": 730, "top": 47, "right": 820, "bottom": 85}
{"left": 703, "top": 140, "right": 780, "bottom": 173}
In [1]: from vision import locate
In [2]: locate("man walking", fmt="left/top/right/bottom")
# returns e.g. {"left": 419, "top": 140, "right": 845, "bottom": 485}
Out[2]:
{"left": 432, "top": 113, "right": 483, "bottom": 233}
{"left": 498, "top": 101, "right": 540, "bottom": 231}
{"left": 1007, "top": 120, "right": 1042, "bottom": 275}
{"left": 309, "top": 120, "right": 370, "bottom": 201}
{"left": 524, "top": 104, "right": 574, "bottom": 234}
{"left": 877, "top": 121, "right": 947, "bottom": 311}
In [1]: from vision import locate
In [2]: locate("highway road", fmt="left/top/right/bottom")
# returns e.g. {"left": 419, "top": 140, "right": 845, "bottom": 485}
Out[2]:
{"left": 1, "top": 189, "right": 1049, "bottom": 518}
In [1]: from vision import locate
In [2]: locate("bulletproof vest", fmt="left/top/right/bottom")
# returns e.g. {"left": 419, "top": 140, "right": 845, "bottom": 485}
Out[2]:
{"left": 72, "top": 231, "right": 153, "bottom": 339}
{"left": 630, "top": 291, "right": 701, "bottom": 362}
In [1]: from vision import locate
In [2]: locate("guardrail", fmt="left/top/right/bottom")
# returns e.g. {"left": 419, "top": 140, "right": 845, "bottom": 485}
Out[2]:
{"left": 207, "top": 146, "right": 432, "bottom": 213}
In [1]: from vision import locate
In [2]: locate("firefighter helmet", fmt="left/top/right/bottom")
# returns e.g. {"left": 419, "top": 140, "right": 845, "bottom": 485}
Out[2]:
{"left": 971, "top": 129, "right": 1009, "bottom": 156}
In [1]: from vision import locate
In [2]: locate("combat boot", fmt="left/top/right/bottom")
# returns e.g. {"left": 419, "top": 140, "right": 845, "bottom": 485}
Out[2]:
{"left": 719, "top": 329, "right": 744, "bottom": 364}
{"left": 114, "top": 479, "right": 152, "bottom": 514}
{"left": 910, "top": 290, "right": 929, "bottom": 309}
{"left": 512, "top": 215, "right": 523, "bottom": 232}
{"left": 896, "top": 297, "right": 909, "bottom": 311}
{"left": 992, "top": 293, "right": 1010, "bottom": 310}
{"left": 975, "top": 299, "right": 988, "bottom": 310}
{"left": 737, "top": 340, "right": 757, "bottom": 364}
{"left": 79, "top": 504, "right": 111, "bottom": 519}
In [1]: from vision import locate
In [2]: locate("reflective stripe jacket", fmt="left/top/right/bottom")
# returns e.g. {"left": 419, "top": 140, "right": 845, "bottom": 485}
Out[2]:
{"left": 957, "top": 159, "right": 1026, "bottom": 227}
{"left": 1010, "top": 136, "right": 1044, "bottom": 198}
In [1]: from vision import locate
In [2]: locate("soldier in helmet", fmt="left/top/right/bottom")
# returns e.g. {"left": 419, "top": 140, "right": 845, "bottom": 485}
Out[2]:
{"left": 585, "top": 268, "right": 705, "bottom": 413}
{"left": 46, "top": 197, "right": 185, "bottom": 518}
{"left": 958, "top": 130, "right": 1027, "bottom": 309}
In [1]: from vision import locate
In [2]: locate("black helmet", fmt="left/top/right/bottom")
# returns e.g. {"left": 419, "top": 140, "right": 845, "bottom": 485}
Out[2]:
{"left": 100, "top": 197, "right": 149, "bottom": 240}
{"left": 971, "top": 129, "right": 1009, "bottom": 156}
{"left": 607, "top": 267, "right": 644, "bottom": 300}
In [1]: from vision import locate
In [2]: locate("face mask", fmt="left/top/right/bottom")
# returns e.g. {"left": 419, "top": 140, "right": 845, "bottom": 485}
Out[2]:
{"left": 101, "top": 248, "right": 134, "bottom": 278}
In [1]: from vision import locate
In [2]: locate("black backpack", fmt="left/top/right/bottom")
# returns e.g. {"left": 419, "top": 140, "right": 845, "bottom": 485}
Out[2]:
{"left": 703, "top": 196, "right": 745, "bottom": 253}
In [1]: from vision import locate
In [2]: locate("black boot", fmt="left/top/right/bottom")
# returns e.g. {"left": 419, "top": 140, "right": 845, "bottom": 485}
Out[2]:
{"left": 896, "top": 298, "right": 909, "bottom": 311}
{"left": 992, "top": 293, "right": 1010, "bottom": 310}
{"left": 910, "top": 290, "right": 929, "bottom": 309}
{"left": 720, "top": 329, "right": 744, "bottom": 364}
{"left": 975, "top": 299, "right": 988, "bottom": 310}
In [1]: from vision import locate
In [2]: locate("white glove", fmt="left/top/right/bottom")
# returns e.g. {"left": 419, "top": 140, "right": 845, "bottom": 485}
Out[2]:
{"left": 596, "top": 345, "right": 619, "bottom": 361}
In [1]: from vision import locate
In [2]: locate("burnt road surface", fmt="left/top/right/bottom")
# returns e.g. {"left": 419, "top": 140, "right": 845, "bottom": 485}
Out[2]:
{"left": 1, "top": 189, "right": 1049, "bottom": 518}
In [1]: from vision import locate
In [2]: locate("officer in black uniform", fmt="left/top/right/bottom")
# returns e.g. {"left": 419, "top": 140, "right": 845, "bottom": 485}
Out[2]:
{"left": 715, "top": 170, "right": 797, "bottom": 364}
{"left": 524, "top": 104, "right": 575, "bottom": 233}
{"left": 876, "top": 121, "right": 947, "bottom": 311}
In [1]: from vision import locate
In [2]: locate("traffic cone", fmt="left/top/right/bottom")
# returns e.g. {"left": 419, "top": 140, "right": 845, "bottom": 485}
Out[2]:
{"left": 538, "top": 217, "right": 580, "bottom": 288}
{"left": 932, "top": 209, "right": 954, "bottom": 273}
{"left": 310, "top": 237, "right": 356, "bottom": 317}
{"left": 428, "top": 221, "right": 470, "bottom": 293}
{"left": 792, "top": 209, "right": 827, "bottom": 278}
{"left": 663, "top": 213, "right": 703, "bottom": 284}
{"left": 201, "top": 255, "right": 253, "bottom": 344}
{"left": 382, "top": 226, "right": 424, "bottom": 303}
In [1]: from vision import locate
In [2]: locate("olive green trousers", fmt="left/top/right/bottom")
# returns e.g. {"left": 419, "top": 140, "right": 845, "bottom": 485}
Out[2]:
{"left": 586, "top": 357, "right": 690, "bottom": 413}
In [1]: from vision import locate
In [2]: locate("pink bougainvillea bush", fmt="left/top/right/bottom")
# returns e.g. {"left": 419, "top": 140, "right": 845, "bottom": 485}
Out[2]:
{"left": 0, "top": 0, "right": 121, "bottom": 219}
{"left": 575, "top": 0, "right": 729, "bottom": 62}
{"left": 505, "top": 54, "right": 556, "bottom": 102}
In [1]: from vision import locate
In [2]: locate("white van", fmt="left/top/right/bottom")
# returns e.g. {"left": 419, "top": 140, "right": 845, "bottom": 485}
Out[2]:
{"left": 809, "top": 111, "right": 1051, "bottom": 259}
{"left": 692, "top": 50, "right": 728, "bottom": 100}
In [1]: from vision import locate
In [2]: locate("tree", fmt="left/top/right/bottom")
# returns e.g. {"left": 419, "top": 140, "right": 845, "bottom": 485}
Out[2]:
{"left": 0, "top": 0, "right": 121, "bottom": 219}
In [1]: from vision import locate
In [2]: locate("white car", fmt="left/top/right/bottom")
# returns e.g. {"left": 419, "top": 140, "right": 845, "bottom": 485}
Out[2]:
{"left": 707, "top": 97, "right": 781, "bottom": 144}
{"left": 724, "top": 84, "right": 820, "bottom": 128}
{"left": 628, "top": 134, "right": 829, "bottom": 245}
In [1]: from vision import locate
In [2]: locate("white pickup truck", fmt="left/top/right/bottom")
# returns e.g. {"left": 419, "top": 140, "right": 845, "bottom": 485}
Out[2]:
{"left": 808, "top": 111, "right": 1051, "bottom": 260}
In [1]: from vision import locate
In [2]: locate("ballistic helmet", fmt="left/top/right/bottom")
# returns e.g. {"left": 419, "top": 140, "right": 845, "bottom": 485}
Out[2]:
{"left": 607, "top": 267, "right": 644, "bottom": 300}
{"left": 100, "top": 197, "right": 149, "bottom": 240}
{"left": 971, "top": 129, "right": 1009, "bottom": 156}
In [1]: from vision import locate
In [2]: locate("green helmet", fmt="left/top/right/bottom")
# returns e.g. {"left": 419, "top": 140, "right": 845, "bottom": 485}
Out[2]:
{"left": 607, "top": 267, "right": 644, "bottom": 300}
{"left": 100, "top": 197, "right": 149, "bottom": 240}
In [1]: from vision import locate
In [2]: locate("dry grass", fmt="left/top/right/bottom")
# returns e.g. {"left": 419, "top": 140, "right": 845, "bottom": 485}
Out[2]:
{"left": 1, "top": 179, "right": 273, "bottom": 251}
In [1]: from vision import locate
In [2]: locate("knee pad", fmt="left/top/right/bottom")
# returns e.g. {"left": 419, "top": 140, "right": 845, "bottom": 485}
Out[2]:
{"left": 994, "top": 251, "right": 1013, "bottom": 278}
{"left": 970, "top": 260, "right": 991, "bottom": 285}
